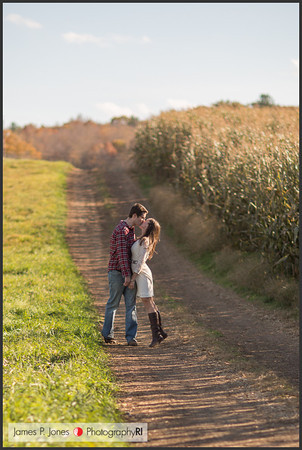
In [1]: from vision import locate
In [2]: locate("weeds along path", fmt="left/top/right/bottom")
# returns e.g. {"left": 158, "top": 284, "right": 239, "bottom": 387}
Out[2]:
{"left": 66, "top": 159, "right": 299, "bottom": 447}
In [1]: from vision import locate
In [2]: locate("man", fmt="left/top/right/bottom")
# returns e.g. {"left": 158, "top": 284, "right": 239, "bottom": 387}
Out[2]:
{"left": 102, "top": 203, "right": 148, "bottom": 346}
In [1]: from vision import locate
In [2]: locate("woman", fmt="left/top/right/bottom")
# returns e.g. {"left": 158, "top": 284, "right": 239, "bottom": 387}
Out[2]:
{"left": 129, "top": 218, "right": 168, "bottom": 347}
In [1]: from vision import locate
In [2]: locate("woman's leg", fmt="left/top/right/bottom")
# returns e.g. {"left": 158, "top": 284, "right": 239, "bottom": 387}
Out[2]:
{"left": 156, "top": 308, "right": 168, "bottom": 339}
{"left": 141, "top": 297, "right": 157, "bottom": 314}
{"left": 141, "top": 297, "right": 168, "bottom": 340}
{"left": 141, "top": 297, "right": 163, "bottom": 347}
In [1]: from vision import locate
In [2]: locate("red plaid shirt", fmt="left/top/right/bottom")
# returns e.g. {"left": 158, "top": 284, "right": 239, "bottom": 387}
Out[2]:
{"left": 108, "top": 220, "right": 135, "bottom": 278}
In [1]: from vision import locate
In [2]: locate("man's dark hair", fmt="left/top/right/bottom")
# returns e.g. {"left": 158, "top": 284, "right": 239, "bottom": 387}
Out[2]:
{"left": 129, "top": 203, "right": 148, "bottom": 218}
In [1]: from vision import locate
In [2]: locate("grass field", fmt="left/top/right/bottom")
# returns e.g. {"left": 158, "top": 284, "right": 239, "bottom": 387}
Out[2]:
{"left": 3, "top": 159, "right": 126, "bottom": 447}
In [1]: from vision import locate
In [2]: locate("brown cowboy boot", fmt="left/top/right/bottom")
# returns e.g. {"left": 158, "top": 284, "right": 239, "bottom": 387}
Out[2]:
{"left": 157, "top": 309, "right": 168, "bottom": 339}
{"left": 148, "top": 312, "right": 164, "bottom": 347}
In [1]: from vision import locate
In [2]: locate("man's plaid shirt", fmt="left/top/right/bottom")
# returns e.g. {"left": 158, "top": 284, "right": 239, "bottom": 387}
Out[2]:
{"left": 108, "top": 220, "right": 135, "bottom": 278}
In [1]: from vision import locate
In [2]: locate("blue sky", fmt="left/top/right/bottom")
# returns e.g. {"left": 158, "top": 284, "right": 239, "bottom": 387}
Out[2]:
{"left": 3, "top": 2, "right": 299, "bottom": 127}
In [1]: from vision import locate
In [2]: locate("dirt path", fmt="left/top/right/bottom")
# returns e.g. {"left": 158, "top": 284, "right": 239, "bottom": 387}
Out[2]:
{"left": 66, "top": 156, "right": 299, "bottom": 447}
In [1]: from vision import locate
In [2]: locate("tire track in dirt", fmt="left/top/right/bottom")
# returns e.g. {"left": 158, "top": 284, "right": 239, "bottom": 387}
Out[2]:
{"left": 66, "top": 160, "right": 299, "bottom": 447}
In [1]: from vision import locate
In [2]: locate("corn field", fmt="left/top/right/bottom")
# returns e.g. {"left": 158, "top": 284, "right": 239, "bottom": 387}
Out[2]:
{"left": 133, "top": 105, "right": 299, "bottom": 277}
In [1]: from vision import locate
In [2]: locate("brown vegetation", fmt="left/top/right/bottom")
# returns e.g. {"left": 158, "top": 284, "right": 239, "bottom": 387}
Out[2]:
{"left": 6, "top": 118, "right": 137, "bottom": 168}
{"left": 148, "top": 184, "right": 298, "bottom": 308}
{"left": 132, "top": 105, "right": 299, "bottom": 278}
{"left": 3, "top": 130, "right": 41, "bottom": 159}
{"left": 150, "top": 185, "right": 223, "bottom": 254}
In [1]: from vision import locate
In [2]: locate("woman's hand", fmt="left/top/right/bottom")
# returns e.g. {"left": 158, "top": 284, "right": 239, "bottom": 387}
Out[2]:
{"left": 129, "top": 280, "right": 135, "bottom": 289}
{"left": 123, "top": 276, "right": 131, "bottom": 287}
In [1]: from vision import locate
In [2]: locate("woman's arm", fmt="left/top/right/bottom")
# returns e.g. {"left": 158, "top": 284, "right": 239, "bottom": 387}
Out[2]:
{"left": 129, "top": 240, "right": 148, "bottom": 288}
{"left": 129, "top": 271, "right": 139, "bottom": 289}
{"left": 134, "top": 240, "right": 149, "bottom": 273}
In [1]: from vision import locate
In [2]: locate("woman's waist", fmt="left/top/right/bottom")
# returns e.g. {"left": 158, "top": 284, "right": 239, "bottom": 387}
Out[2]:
{"left": 131, "top": 260, "right": 150, "bottom": 269}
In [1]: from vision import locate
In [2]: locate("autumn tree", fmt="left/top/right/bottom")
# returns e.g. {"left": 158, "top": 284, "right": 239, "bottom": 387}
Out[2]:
{"left": 3, "top": 130, "right": 41, "bottom": 159}
{"left": 15, "top": 119, "right": 137, "bottom": 168}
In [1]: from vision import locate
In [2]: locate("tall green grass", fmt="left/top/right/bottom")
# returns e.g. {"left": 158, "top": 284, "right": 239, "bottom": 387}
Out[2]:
{"left": 3, "top": 159, "right": 126, "bottom": 447}
{"left": 133, "top": 105, "right": 299, "bottom": 277}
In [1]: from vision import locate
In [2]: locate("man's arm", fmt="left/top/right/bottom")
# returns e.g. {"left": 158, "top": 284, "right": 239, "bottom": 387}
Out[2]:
{"left": 116, "top": 228, "right": 131, "bottom": 285}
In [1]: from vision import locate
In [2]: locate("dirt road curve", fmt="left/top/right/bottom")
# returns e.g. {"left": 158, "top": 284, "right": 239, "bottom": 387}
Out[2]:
{"left": 66, "top": 155, "right": 299, "bottom": 447}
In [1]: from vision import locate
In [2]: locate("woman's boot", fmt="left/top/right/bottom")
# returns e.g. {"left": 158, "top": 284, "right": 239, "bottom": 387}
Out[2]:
{"left": 148, "top": 312, "right": 164, "bottom": 347}
{"left": 157, "top": 309, "right": 168, "bottom": 339}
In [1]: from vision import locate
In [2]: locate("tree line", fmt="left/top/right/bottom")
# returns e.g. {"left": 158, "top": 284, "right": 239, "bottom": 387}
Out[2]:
{"left": 3, "top": 116, "right": 138, "bottom": 168}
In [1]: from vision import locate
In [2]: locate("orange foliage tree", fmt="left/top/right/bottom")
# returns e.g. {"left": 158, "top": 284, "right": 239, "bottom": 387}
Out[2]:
{"left": 14, "top": 118, "right": 137, "bottom": 168}
{"left": 3, "top": 130, "right": 41, "bottom": 159}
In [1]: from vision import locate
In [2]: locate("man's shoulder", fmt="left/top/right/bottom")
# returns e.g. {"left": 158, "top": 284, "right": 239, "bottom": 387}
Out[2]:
{"left": 113, "top": 220, "right": 131, "bottom": 235}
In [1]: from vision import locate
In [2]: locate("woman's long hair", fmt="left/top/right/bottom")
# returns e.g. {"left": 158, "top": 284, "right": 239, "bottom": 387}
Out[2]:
{"left": 139, "top": 218, "right": 161, "bottom": 259}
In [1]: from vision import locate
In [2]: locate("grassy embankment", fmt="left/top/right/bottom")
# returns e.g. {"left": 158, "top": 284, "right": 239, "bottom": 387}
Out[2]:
{"left": 3, "top": 159, "right": 126, "bottom": 447}
{"left": 132, "top": 105, "right": 299, "bottom": 315}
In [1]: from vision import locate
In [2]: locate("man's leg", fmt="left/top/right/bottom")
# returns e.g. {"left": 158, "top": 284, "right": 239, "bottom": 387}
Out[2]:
{"left": 124, "top": 284, "right": 138, "bottom": 343}
{"left": 102, "top": 270, "right": 124, "bottom": 340}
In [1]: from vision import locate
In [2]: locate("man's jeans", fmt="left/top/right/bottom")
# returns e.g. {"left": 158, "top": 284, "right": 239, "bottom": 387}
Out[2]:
{"left": 102, "top": 270, "right": 137, "bottom": 342}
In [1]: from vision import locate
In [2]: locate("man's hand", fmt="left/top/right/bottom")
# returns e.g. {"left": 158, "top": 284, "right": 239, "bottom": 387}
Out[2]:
{"left": 123, "top": 276, "right": 131, "bottom": 287}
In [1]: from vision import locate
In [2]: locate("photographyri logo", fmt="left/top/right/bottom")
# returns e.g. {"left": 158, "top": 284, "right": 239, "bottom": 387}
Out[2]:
{"left": 73, "top": 427, "right": 83, "bottom": 437}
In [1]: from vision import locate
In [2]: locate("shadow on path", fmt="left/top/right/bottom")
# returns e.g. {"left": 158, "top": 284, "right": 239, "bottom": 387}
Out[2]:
{"left": 66, "top": 162, "right": 299, "bottom": 447}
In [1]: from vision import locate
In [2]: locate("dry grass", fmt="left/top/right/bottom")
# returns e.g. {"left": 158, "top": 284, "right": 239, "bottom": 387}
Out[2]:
{"left": 228, "top": 255, "right": 271, "bottom": 293}
{"left": 150, "top": 185, "right": 223, "bottom": 254}
{"left": 214, "top": 246, "right": 298, "bottom": 308}
{"left": 148, "top": 182, "right": 298, "bottom": 309}
{"left": 214, "top": 246, "right": 241, "bottom": 274}
{"left": 263, "top": 277, "right": 299, "bottom": 308}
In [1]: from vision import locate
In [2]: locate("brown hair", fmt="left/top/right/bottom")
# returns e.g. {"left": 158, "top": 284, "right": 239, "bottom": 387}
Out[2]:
{"left": 139, "top": 218, "right": 161, "bottom": 259}
{"left": 129, "top": 203, "right": 148, "bottom": 218}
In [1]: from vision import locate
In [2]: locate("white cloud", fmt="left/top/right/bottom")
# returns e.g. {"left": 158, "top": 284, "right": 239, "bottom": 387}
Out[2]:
{"left": 166, "top": 99, "right": 194, "bottom": 110}
{"left": 95, "top": 102, "right": 154, "bottom": 121}
{"left": 141, "top": 36, "right": 151, "bottom": 44}
{"left": 62, "top": 32, "right": 151, "bottom": 47}
{"left": 109, "top": 34, "right": 151, "bottom": 45}
{"left": 109, "top": 33, "right": 132, "bottom": 45}
{"left": 5, "top": 13, "right": 42, "bottom": 29}
{"left": 96, "top": 102, "right": 133, "bottom": 118}
{"left": 135, "top": 103, "right": 153, "bottom": 117}
{"left": 291, "top": 58, "right": 299, "bottom": 74}
{"left": 62, "top": 32, "right": 108, "bottom": 46}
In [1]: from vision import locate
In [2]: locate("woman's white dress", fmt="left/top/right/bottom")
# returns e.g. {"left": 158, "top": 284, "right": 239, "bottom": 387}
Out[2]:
{"left": 131, "top": 238, "right": 154, "bottom": 297}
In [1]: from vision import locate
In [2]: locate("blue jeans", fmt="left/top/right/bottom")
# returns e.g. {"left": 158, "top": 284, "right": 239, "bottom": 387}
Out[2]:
{"left": 102, "top": 270, "right": 137, "bottom": 342}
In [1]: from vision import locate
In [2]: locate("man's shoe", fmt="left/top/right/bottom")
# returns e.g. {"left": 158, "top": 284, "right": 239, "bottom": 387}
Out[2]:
{"left": 127, "top": 339, "right": 138, "bottom": 346}
{"left": 104, "top": 337, "right": 116, "bottom": 344}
